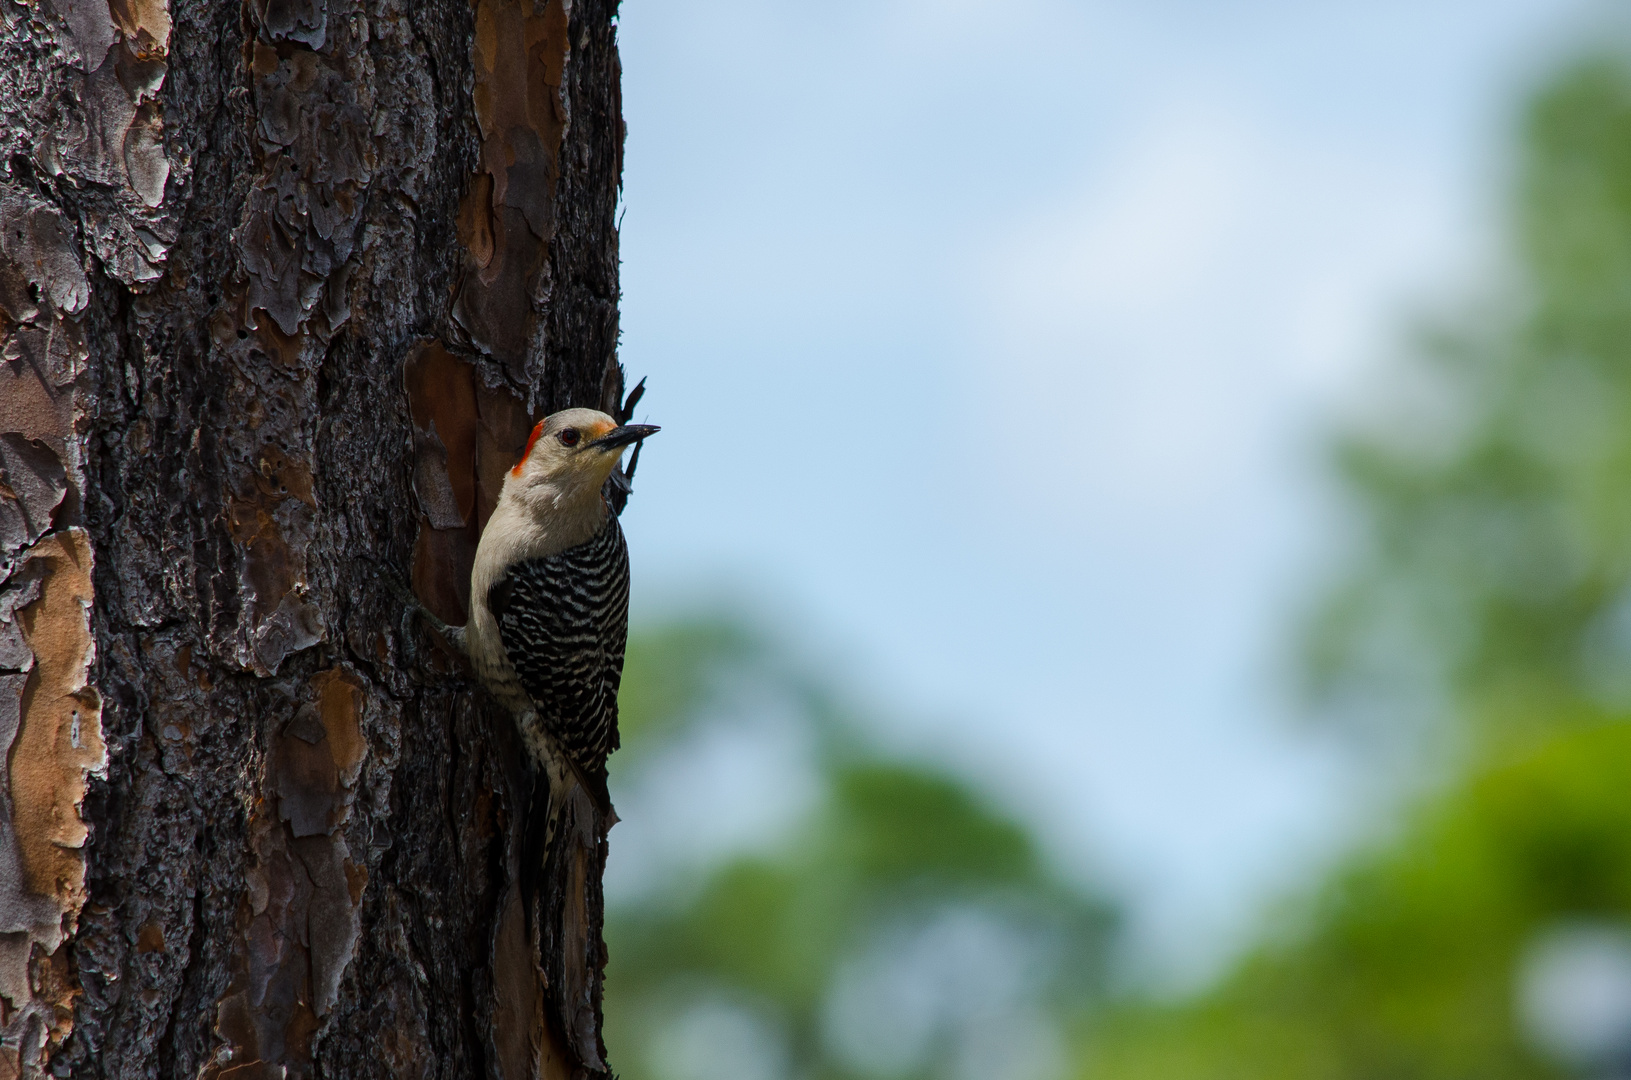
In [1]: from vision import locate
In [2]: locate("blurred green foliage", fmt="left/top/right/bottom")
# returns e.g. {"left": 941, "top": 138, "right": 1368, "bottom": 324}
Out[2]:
{"left": 614, "top": 616, "right": 760, "bottom": 752}
{"left": 1083, "top": 721, "right": 1631, "bottom": 1080}
{"left": 605, "top": 617, "right": 1114, "bottom": 1080}
{"left": 1307, "top": 51, "right": 1631, "bottom": 752}
{"left": 1085, "top": 41, "right": 1631, "bottom": 1080}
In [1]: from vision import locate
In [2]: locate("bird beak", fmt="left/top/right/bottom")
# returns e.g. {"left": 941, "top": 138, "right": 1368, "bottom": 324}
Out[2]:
{"left": 589, "top": 423, "right": 660, "bottom": 451}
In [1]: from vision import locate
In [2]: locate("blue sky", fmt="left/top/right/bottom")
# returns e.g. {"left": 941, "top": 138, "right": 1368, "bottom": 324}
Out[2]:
{"left": 611, "top": 0, "right": 1596, "bottom": 985}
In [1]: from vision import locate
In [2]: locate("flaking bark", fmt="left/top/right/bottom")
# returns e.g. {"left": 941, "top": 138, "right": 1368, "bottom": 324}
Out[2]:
{"left": 0, "top": 0, "right": 627, "bottom": 1076}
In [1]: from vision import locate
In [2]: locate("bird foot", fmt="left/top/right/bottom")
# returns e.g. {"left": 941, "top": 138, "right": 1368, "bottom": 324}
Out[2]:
{"left": 374, "top": 562, "right": 468, "bottom": 655}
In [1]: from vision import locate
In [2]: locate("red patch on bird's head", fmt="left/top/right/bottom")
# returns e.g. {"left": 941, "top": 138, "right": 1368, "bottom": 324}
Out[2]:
{"left": 513, "top": 419, "right": 546, "bottom": 476}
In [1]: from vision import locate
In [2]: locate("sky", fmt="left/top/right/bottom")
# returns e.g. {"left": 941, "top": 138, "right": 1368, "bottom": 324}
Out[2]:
{"left": 611, "top": 0, "right": 1597, "bottom": 986}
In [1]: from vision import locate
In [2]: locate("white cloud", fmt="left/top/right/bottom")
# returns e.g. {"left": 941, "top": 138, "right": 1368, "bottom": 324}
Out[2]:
{"left": 962, "top": 90, "right": 1462, "bottom": 534}
{"left": 995, "top": 105, "right": 1258, "bottom": 322}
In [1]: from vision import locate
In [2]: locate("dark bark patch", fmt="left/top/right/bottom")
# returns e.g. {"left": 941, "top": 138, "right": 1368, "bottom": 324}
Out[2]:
{"left": 0, "top": 194, "right": 91, "bottom": 320}
{"left": 537, "top": 778, "right": 610, "bottom": 1074}
{"left": 37, "top": 0, "right": 179, "bottom": 282}
{"left": 404, "top": 339, "right": 541, "bottom": 627}
{"left": 0, "top": 436, "right": 69, "bottom": 554}
{"left": 404, "top": 340, "right": 481, "bottom": 528}
{"left": 136, "top": 920, "right": 164, "bottom": 954}
{"left": 0, "top": 358, "right": 76, "bottom": 461}
{"left": 209, "top": 667, "right": 369, "bottom": 1078}
{"left": 451, "top": 0, "right": 571, "bottom": 384}
{"left": 234, "top": 31, "right": 372, "bottom": 338}
{"left": 492, "top": 886, "right": 562, "bottom": 1080}
{"left": 0, "top": 567, "right": 45, "bottom": 672}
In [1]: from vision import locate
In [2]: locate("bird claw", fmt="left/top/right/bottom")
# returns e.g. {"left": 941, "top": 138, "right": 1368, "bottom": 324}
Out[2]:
{"left": 378, "top": 567, "right": 419, "bottom": 610}
{"left": 372, "top": 561, "right": 467, "bottom": 654}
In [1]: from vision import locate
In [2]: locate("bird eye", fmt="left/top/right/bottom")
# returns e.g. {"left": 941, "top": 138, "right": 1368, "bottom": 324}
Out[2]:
{"left": 559, "top": 428, "right": 580, "bottom": 447}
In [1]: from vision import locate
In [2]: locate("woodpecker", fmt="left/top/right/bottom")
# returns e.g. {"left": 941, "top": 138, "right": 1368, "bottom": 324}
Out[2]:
{"left": 465, "top": 407, "right": 657, "bottom": 795}
{"left": 391, "top": 406, "right": 654, "bottom": 857}
{"left": 385, "top": 402, "right": 652, "bottom": 1057}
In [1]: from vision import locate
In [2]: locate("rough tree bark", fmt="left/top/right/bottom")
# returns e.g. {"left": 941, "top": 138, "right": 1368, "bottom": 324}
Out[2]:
{"left": 0, "top": 0, "right": 627, "bottom": 1076}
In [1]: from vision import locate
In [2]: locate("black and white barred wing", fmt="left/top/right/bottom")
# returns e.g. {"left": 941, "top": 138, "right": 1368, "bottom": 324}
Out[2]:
{"left": 490, "top": 517, "right": 630, "bottom": 772}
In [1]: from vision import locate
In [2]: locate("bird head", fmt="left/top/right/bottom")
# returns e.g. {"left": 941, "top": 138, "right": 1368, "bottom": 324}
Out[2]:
{"left": 507, "top": 407, "right": 659, "bottom": 508}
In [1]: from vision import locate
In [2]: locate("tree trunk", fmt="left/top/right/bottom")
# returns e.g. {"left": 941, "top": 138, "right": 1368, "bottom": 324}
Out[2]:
{"left": 0, "top": 0, "right": 626, "bottom": 1076}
